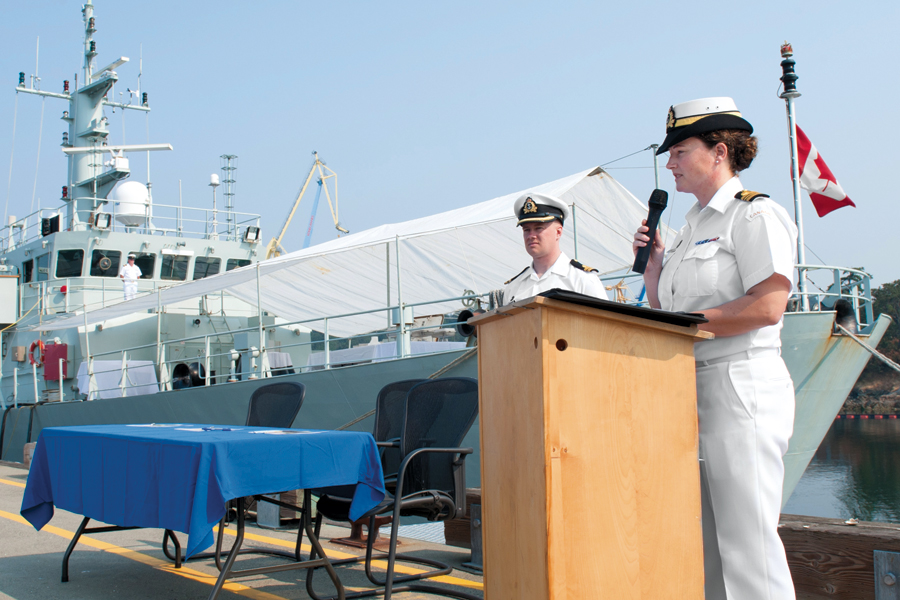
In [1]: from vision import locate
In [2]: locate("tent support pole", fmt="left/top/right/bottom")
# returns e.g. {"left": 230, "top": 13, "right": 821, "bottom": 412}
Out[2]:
{"left": 395, "top": 236, "right": 407, "bottom": 359}
{"left": 572, "top": 203, "right": 578, "bottom": 261}
{"left": 386, "top": 242, "right": 391, "bottom": 328}
{"left": 256, "top": 263, "right": 264, "bottom": 379}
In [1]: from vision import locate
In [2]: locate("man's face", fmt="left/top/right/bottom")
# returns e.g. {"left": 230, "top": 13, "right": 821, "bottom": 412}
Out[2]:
{"left": 520, "top": 220, "right": 562, "bottom": 260}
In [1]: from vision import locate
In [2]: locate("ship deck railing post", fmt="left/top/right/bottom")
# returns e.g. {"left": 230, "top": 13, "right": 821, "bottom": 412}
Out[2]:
{"left": 863, "top": 276, "right": 874, "bottom": 325}
{"left": 13, "top": 368, "right": 18, "bottom": 408}
{"left": 324, "top": 318, "right": 330, "bottom": 370}
{"left": 64, "top": 278, "right": 69, "bottom": 313}
{"left": 204, "top": 336, "right": 211, "bottom": 387}
{"left": 0, "top": 366, "right": 4, "bottom": 410}
{"left": 120, "top": 351, "right": 128, "bottom": 398}
{"left": 87, "top": 358, "right": 95, "bottom": 401}
{"left": 59, "top": 358, "right": 64, "bottom": 402}
{"left": 32, "top": 361, "right": 39, "bottom": 403}
{"left": 255, "top": 263, "right": 264, "bottom": 379}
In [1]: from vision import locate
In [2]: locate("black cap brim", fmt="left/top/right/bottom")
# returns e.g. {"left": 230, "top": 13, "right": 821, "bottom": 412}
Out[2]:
{"left": 657, "top": 114, "right": 753, "bottom": 155}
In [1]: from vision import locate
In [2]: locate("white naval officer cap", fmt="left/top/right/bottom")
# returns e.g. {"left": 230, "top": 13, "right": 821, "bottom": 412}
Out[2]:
{"left": 127, "top": 253, "right": 136, "bottom": 259}
{"left": 657, "top": 97, "right": 753, "bottom": 154}
{"left": 513, "top": 192, "right": 569, "bottom": 226}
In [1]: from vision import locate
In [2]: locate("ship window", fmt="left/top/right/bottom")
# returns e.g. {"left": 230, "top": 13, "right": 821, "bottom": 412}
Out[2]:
{"left": 130, "top": 252, "right": 156, "bottom": 279}
{"left": 90, "top": 250, "right": 121, "bottom": 277}
{"left": 22, "top": 259, "right": 33, "bottom": 283}
{"left": 161, "top": 255, "right": 190, "bottom": 281}
{"left": 193, "top": 257, "right": 221, "bottom": 280}
{"left": 35, "top": 254, "right": 50, "bottom": 281}
{"left": 226, "top": 258, "right": 251, "bottom": 271}
{"left": 56, "top": 249, "right": 84, "bottom": 278}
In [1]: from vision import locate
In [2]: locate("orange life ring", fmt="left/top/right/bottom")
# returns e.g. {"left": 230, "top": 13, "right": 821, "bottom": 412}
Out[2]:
{"left": 29, "top": 339, "right": 45, "bottom": 367}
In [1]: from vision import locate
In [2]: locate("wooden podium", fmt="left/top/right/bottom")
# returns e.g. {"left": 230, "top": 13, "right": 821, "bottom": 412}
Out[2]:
{"left": 470, "top": 294, "right": 710, "bottom": 599}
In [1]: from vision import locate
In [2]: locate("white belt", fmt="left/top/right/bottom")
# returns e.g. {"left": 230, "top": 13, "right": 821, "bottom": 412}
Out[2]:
{"left": 695, "top": 347, "right": 781, "bottom": 368}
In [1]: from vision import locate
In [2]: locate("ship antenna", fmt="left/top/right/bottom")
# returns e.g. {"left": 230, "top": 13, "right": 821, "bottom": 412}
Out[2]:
{"left": 779, "top": 42, "right": 809, "bottom": 312}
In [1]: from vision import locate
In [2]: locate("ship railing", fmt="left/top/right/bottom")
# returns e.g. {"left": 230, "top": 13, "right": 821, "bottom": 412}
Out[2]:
{"left": 599, "top": 265, "right": 876, "bottom": 330}
{"left": 0, "top": 201, "right": 262, "bottom": 249}
{"left": 790, "top": 265, "right": 875, "bottom": 329}
{"left": 20, "top": 279, "right": 170, "bottom": 319}
{"left": 76, "top": 292, "right": 488, "bottom": 399}
{"left": 0, "top": 208, "right": 64, "bottom": 251}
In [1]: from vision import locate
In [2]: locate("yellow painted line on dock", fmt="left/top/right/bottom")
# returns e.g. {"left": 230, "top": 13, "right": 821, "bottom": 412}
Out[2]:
{"left": 0, "top": 509, "right": 288, "bottom": 600}
{"left": 216, "top": 525, "right": 483, "bottom": 590}
{"left": 1, "top": 476, "right": 481, "bottom": 591}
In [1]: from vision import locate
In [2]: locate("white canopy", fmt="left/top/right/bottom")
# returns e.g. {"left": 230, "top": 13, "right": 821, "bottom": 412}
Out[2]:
{"left": 38, "top": 166, "right": 674, "bottom": 337}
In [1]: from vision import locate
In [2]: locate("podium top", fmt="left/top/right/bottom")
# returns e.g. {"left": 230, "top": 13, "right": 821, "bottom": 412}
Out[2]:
{"left": 470, "top": 288, "right": 711, "bottom": 336}
{"left": 539, "top": 289, "right": 707, "bottom": 327}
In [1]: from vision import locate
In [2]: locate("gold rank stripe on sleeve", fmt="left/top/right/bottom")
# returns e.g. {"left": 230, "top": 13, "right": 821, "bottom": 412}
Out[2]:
{"left": 735, "top": 190, "right": 771, "bottom": 202}
{"left": 504, "top": 267, "right": 529, "bottom": 285}
{"left": 570, "top": 259, "right": 598, "bottom": 273}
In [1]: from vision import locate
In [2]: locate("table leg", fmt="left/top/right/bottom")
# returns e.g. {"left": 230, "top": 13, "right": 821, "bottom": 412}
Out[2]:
{"left": 302, "top": 489, "right": 346, "bottom": 600}
{"left": 208, "top": 504, "right": 247, "bottom": 600}
{"left": 206, "top": 492, "right": 347, "bottom": 600}
{"left": 62, "top": 516, "right": 91, "bottom": 583}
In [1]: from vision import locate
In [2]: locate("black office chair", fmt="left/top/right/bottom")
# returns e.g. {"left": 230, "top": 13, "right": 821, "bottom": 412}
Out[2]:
{"left": 163, "top": 381, "right": 307, "bottom": 567}
{"left": 374, "top": 379, "right": 425, "bottom": 489}
{"left": 306, "top": 377, "right": 481, "bottom": 600}
{"left": 245, "top": 381, "right": 306, "bottom": 428}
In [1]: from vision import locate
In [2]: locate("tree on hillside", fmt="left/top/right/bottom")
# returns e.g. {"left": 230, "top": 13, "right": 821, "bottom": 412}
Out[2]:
{"left": 859, "top": 279, "right": 900, "bottom": 382}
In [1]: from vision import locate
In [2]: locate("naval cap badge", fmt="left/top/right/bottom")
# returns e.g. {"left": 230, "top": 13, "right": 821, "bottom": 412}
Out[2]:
{"left": 522, "top": 198, "right": 538, "bottom": 214}
{"left": 666, "top": 106, "right": 676, "bottom": 131}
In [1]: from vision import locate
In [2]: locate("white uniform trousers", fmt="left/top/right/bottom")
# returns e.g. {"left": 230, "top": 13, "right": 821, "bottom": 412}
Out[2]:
{"left": 696, "top": 354, "right": 796, "bottom": 600}
{"left": 123, "top": 282, "right": 138, "bottom": 301}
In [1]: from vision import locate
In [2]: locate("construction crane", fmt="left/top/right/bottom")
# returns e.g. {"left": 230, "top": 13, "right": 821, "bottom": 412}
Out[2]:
{"left": 265, "top": 151, "right": 348, "bottom": 259}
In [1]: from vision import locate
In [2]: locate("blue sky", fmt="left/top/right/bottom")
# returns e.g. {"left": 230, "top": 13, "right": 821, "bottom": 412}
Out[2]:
{"left": 2, "top": 0, "right": 897, "bottom": 287}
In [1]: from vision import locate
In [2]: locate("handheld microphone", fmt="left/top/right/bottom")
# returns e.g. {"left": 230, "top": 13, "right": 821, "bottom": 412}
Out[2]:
{"left": 632, "top": 189, "right": 669, "bottom": 274}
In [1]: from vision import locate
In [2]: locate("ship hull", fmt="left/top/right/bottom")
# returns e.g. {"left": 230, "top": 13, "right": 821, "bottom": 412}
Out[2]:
{"left": 1, "top": 312, "right": 889, "bottom": 505}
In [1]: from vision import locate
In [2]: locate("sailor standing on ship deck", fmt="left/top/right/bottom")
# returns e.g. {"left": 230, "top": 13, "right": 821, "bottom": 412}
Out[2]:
{"left": 503, "top": 192, "right": 608, "bottom": 303}
{"left": 634, "top": 98, "right": 798, "bottom": 600}
{"left": 119, "top": 253, "right": 142, "bottom": 301}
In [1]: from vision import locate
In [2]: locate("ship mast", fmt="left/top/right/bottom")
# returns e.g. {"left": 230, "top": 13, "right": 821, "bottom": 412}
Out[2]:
{"left": 779, "top": 42, "right": 809, "bottom": 311}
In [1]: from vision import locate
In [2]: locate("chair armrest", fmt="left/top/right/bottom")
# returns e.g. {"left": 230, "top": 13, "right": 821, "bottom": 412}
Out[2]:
{"left": 376, "top": 440, "right": 400, "bottom": 449}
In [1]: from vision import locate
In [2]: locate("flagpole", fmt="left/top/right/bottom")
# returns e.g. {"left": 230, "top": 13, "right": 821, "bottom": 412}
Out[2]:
{"left": 779, "top": 42, "right": 809, "bottom": 311}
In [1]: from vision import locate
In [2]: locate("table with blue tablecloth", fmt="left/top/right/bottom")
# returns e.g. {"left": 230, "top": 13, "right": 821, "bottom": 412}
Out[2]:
{"left": 20, "top": 424, "right": 386, "bottom": 599}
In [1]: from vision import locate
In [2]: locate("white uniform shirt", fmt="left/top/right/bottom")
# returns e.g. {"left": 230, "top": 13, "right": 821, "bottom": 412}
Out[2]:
{"left": 658, "top": 177, "right": 797, "bottom": 362}
{"left": 119, "top": 263, "right": 142, "bottom": 282}
{"left": 503, "top": 252, "right": 609, "bottom": 303}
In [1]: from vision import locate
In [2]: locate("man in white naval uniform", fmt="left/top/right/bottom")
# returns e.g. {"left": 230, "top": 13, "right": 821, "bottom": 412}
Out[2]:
{"left": 118, "top": 253, "right": 142, "bottom": 301}
{"left": 503, "top": 192, "right": 608, "bottom": 304}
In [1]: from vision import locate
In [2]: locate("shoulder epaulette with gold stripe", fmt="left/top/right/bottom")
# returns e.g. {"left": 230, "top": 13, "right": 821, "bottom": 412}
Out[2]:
{"left": 504, "top": 267, "right": 529, "bottom": 285}
{"left": 570, "top": 259, "right": 598, "bottom": 273}
{"left": 734, "top": 190, "right": 770, "bottom": 202}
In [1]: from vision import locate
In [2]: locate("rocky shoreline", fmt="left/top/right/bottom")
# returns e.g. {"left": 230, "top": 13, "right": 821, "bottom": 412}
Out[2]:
{"left": 841, "top": 376, "right": 900, "bottom": 415}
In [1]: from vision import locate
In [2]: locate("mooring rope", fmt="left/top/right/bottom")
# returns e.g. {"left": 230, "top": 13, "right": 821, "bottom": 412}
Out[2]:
{"left": 836, "top": 323, "right": 900, "bottom": 374}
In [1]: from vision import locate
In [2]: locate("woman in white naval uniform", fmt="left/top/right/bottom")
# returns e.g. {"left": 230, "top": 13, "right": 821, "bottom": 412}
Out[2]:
{"left": 118, "top": 253, "right": 142, "bottom": 301}
{"left": 503, "top": 192, "right": 608, "bottom": 303}
{"left": 633, "top": 98, "right": 798, "bottom": 600}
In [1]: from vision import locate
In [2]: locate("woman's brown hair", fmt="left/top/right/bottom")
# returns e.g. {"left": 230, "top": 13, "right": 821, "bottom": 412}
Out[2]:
{"left": 697, "top": 129, "right": 758, "bottom": 173}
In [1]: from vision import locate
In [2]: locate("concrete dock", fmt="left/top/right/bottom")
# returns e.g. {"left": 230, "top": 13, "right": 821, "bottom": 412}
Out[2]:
{"left": 0, "top": 462, "right": 483, "bottom": 600}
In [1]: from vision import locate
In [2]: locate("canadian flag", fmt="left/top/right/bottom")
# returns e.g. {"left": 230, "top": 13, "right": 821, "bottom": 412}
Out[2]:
{"left": 796, "top": 125, "right": 856, "bottom": 217}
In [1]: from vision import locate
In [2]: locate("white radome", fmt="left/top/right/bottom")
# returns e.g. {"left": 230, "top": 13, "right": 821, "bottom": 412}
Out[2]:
{"left": 112, "top": 180, "right": 151, "bottom": 227}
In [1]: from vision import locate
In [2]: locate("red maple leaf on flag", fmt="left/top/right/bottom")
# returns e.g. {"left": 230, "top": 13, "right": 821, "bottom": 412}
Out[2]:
{"left": 795, "top": 126, "right": 856, "bottom": 217}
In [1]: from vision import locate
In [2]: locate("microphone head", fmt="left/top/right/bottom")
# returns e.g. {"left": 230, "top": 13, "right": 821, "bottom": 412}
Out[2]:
{"left": 648, "top": 189, "right": 668, "bottom": 209}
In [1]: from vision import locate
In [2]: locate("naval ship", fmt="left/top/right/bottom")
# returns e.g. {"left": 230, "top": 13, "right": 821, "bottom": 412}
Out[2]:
{"left": 0, "top": 2, "right": 891, "bottom": 507}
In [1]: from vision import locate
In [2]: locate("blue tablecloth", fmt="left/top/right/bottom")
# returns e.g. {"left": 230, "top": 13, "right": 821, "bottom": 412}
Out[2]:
{"left": 20, "top": 424, "right": 386, "bottom": 558}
